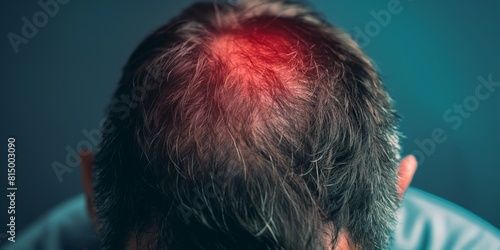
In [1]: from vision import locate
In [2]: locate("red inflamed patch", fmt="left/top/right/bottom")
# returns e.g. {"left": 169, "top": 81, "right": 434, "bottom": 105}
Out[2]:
{"left": 209, "top": 25, "right": 311, "bottom": 98}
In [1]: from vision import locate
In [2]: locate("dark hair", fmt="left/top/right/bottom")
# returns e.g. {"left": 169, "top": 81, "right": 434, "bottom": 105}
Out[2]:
{"left": 93, "top": 0, "right": 401, "bottom": 249}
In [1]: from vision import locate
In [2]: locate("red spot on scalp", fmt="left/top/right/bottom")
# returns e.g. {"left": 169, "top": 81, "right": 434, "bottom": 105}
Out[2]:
{"left": 209, "top": 26, "right": 309, "bottom": 96}
{"left": 205, "top": 21, "right": 314, "bottom": 130}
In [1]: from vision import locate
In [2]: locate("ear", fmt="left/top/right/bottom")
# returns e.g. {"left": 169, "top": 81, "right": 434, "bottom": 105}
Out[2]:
{"left": 397, "top": 155, "right": 418, "bottom": 199}
{"left": 80, "top": 150, "right": 96, "bottom": 221}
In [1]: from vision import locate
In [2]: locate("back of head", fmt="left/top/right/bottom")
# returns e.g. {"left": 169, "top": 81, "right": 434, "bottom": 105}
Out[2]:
{"left": 93, "top": 1, "right": 401, "bottom": 249}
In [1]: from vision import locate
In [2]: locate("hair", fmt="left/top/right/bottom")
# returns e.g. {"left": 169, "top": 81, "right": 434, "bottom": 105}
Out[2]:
{"left": 93, "top": 0, "right": 401, "bottom": 249}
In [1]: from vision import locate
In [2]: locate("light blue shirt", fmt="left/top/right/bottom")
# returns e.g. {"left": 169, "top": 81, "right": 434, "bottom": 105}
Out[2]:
{"left": 1, "top": 187, "right": 499, "bottom": 249}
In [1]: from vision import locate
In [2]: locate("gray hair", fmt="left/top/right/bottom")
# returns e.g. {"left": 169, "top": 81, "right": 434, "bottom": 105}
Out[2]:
{"left": 93, "top": 0, "right": 401, "bottom": 249}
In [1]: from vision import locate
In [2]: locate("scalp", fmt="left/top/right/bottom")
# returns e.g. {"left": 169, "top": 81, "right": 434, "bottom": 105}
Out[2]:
{"left": 204, "top": 17, "right": 318, "bottom": 132}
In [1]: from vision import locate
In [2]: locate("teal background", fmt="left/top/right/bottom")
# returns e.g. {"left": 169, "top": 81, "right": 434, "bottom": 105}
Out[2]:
{"left": 1, "top": 0, "right": 499, "bottom": 240}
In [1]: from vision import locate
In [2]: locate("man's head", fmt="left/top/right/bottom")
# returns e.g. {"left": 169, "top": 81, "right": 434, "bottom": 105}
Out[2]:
{"left": 81, "top": 1, "right": 417, "bottom": 249}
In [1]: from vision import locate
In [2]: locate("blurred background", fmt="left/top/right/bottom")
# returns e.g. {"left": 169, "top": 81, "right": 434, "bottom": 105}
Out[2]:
{"left": 1, "top": 0, "right": 499, "bottom": 245}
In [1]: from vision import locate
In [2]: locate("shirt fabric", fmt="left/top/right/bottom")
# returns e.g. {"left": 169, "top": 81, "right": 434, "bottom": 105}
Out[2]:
{"left": 1, "top": 187, "right": 499, "bottom": 250}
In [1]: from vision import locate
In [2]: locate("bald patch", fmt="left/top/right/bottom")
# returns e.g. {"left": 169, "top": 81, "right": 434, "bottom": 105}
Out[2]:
{"left": 208, "top": 27, "right": 311, "bottom": 99}
{"left": 204, "top": 27, "right": 314, "bottom": 142}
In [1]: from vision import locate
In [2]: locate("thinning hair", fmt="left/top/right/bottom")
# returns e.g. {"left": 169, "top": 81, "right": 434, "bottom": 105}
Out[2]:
{"left": 93, "top": 0, "right": 401, "bottom": 249}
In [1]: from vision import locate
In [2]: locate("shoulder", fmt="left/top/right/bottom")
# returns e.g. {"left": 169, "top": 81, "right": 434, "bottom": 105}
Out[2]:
{"left": 0, "top": 194, "right": 100, "bottom": 250}
{"left": 392, "top": 187, "right": 500, "bottom": 250}
{"left": 3, "top": 189, "right": 499, "bottom": 249}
